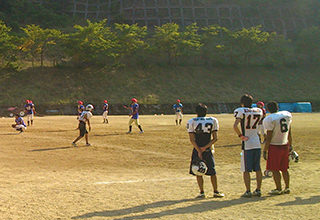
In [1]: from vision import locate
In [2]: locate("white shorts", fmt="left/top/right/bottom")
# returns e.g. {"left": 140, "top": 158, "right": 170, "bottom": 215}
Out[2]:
{"left": 15, "top": 125, "right": 26, "bottom": 131}
{"left": 175, "top": 112, "right": 183, "bottom": 120}
{"left": 103, "top": 111, "right": 108, "bottom": 118}
{"left": 26, "top": 114, "right": 34, "bottom": 121}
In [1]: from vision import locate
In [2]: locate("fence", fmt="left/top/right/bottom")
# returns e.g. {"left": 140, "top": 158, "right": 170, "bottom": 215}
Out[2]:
{"left": 1, "top": 102, "right": 314, "bottom": 116}
{"left": 28, "top": 0, "right": 313, "bottom": 37}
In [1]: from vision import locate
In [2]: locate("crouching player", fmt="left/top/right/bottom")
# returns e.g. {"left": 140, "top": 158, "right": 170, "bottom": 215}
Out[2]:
{"left": 187, "top": 103, "right": 224, "bottom": 199}
{"left": 72, "top": 104, "right": 94, "bottom": 147}
{"left": 12, "top": 114, "right": 27, "bottom": 133}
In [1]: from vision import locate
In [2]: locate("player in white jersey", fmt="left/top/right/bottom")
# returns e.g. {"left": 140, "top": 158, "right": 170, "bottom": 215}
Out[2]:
{"left": 72, "top": 104, "right": 94, "bottom": 147}
{"left": 102, "top": 100, "right": 109, "bottom": 124}
{"left": 233, "top": 94, "right": 263, "bottom": 198}
{"left": 187, "top": 103, "right": 224, "bottom": 198}
{"left": 263, "top": 101, "right": 293, "bottom": 195}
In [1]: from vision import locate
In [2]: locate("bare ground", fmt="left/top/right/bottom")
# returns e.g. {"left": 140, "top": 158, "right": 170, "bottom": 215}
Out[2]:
{"left": 0, "top": 114, "right": 319, "bottom": 220}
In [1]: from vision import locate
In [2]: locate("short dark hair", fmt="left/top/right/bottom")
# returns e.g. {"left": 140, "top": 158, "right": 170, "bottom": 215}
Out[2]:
{"left": 196, "top": 103, "right": 207, "bottom": 117}
{"left": 266, "top": 101, "right": 279, "bottom": 113}
{"left": 240, "top": 94, "right": 253, "bottom": 107}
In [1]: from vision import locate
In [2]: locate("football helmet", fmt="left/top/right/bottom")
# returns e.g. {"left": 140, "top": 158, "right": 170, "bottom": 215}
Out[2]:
{"left": 289, "top": 150, "right": 299, "bottom": 163}
{"left": 86, "top": 104, "right": 94, "bottom": 111}
{"left": 191, "top": 161, "right": 208, "bottom": 176}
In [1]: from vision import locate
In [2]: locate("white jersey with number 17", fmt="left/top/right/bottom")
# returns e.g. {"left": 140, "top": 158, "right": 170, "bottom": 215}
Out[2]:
{"left": 234, "top": 107, "right": 263, "bottom": 150}
{"left": 263, "top": 111, "right": 292, "bottom": 145}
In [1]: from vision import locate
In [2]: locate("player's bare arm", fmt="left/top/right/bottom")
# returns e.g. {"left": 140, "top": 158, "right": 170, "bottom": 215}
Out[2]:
{"left": 189, "top": 133, "right": 203, "bottom": 159}
{"left": 202, "top": 130, "right": 218, "bottom": 151}
{"left": 263, "top": 130, "right": 273, "bottom": 160}
{"left": 233, "top": 118, "right": 249, "bottom": 141}
{"left": 288, "top": 128, "right": 292, "bottom": 147}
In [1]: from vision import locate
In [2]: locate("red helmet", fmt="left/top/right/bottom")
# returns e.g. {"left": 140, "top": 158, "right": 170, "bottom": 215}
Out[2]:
{"left": 26, "top": 99, "right": 30, "bottom": 103}
{"left": 257, "top": 101, "right": 264, "bottom": 107}
{"left": 177, "top": 99, "right": 181, "bottom": 103}
{"left": 78, "top": 101, "right": 83, "bottom": 105}
{"left": 29, "top": 100, "right": 33, "bottom": 103}
{"left": 131, "top": 98, "right": 137, "bottom": 103}
{"left": 104, "top": 100, "right": 108, "bottom": 103}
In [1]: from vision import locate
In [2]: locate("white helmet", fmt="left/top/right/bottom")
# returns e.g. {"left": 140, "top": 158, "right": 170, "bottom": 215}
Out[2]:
{"left": 191, "top": 161, "right": 208, "bottom": 176}
{"left": 86, "top": 104, "right": 94, "bottom": 111}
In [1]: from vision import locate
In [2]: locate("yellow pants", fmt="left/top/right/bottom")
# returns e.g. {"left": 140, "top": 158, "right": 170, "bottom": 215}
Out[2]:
{"left": 129, "top": 118, "right": 140, "bottom": 126}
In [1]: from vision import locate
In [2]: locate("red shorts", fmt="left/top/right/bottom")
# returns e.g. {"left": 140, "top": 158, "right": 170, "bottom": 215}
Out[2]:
{"left": 267, "top": 144, "right": 289, "bottom": 172}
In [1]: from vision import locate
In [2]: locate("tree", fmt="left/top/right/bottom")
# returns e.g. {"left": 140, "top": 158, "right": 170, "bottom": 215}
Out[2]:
{"left": 201, "top": 25, "right": 230, "bottom": 65}
{"left": 152, "top": 23, "right": 181, "bottom": 64}
{"left": 0, "top": 20, "right": 17, "bottom": 69}
{"left": 179, "top": 23, "right": 202, "bottom": 64}
{"left": 113, "top": 23, "right": 148, "bottom": 66}
{"left": 232, "top": 26, "right": 270, "bottom": 65}
{"left": 66, "top": 19, "right": 118, "bottom": 66}
{"left": 20, "top": 24, "right": 64, "bottom": 67}
{"left": 296, "top": 26, "right": 320, "bottom": 64}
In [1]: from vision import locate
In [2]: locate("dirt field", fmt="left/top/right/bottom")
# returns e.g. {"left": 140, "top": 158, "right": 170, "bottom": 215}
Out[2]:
{"left": 0, "top": 113, "right": 319, "bottom": 220}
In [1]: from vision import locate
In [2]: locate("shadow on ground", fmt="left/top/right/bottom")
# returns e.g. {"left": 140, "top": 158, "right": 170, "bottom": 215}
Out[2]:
{"left": 72, "top": 197, "right": 266, "bottom": 219}
{"left": 276, "top": 195, "right": 320, "bottom": 206}
{"left": 29, "top": 146, "right": 72, "bottom": 152}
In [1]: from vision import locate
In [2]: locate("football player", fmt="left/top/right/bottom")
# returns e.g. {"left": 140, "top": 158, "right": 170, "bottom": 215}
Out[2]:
{"left": 124, "top": 98, "right": 143, "bottom": 134}
{"left": 263, "top": 101, "right": 293, "bottom": 195}
{"left": 102, "top": 100, "right": 109, "bottom": 124}
{"left": 77, "top": 101, "right": 85, "bottom": 117}
{"left": 24, "top": 100, "right": 35, "bottom": 126}
{"left": 256, "top": 101, "right": 267, "bottom": 143}
{"left": 233, "top": 94, "right": 263, "bottom": 198}
{"left": 12, "top": 113, "right": 27, "bottom": 133}
{"left": 72, "top": 104, "right": 94, "bottom": 147}
{"left": 187, "top": 103, "right": 224, "bottom": 198}
{"left": 173, "top": 99, "right": 183, "bottom": 125}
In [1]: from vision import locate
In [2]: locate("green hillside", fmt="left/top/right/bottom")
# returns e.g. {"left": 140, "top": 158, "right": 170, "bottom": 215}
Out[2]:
{"left": 1, "top": 65, "right": 319, "bottom": 106}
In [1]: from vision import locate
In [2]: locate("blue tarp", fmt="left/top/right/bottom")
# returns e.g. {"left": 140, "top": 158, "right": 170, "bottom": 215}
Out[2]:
{"left": 252, "top": 102, "right": 312, "bottom": 113}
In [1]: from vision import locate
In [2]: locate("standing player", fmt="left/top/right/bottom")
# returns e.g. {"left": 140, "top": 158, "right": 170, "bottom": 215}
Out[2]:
{"left": 187, "top": 103, "right": 224, "bottom": 199}
{"left": 124, "top": 98, "right": 143, "bottom": 134}
{"left": 77, "top": 101, "right": 85, "bottom": 117}
{"left": 72, "top": 104, "right": 94, "bottom": 147}
{"left": 173, "top": 99, "right": 183, "bottom": 125}
{"left": 257, "top": 101, "right": 267, "bottom": 143}
{"left": 102, "top": 100, "right": 109, "bottom": 124}
{"left": 24, "top": 99, "right": 35, "bottom": 126}
{"left": 263, "top": 101, "right": 292, "bottom": 195}
{"left": 233, "top": 94, "right": 263, "bottom": 198}
{"left": 12, "top": 114, "right": 27, "bottom": 133}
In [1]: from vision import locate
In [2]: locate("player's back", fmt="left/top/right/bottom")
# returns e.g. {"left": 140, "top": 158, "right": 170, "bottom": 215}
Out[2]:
{"left": 263, "top": 111, "right": 292, "bottom": 145}
{"left": 187, "top": 117, "right": 218, "bottom": 148}
{"left": 234, "top": 107, "right": 263, "bottom": 150}
{"left": 79, "top": 111, "right": 92, "bottom": 122}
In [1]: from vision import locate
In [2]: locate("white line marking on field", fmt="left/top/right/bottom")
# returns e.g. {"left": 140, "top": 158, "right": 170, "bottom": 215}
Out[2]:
{"left": 95, "top": 177, "right": 194, "bottom": 185}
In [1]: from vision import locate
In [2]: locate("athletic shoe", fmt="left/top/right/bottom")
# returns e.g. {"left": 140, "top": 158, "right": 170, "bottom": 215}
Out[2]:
{"left": 241, "top": 191, "right": 252, "bottom": 198}
{"left": 139, "top": 131, "right": 144, "bottom": 134}
{"left": 213, "top": 191, "right": 225, "bottom": 198}
{"left": 126, "top": 131, "right": 131, "bottom": 134}
{"left": 72, "top": 142, "right": 77, "bottom": 147}
{"left": 268, "top": 189, "right": 283, "bottom": 195}
{"left": 196, "top": 192, "right": 206, "bottom": 199}
{"left": 283, "top": 188, "right": 290, "bottom": 194}
{"left": 252, "top": 189, "right": 261, "bottom": 197}
{"left": 86, "top": 143, "right": 91, "bottom": 147}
